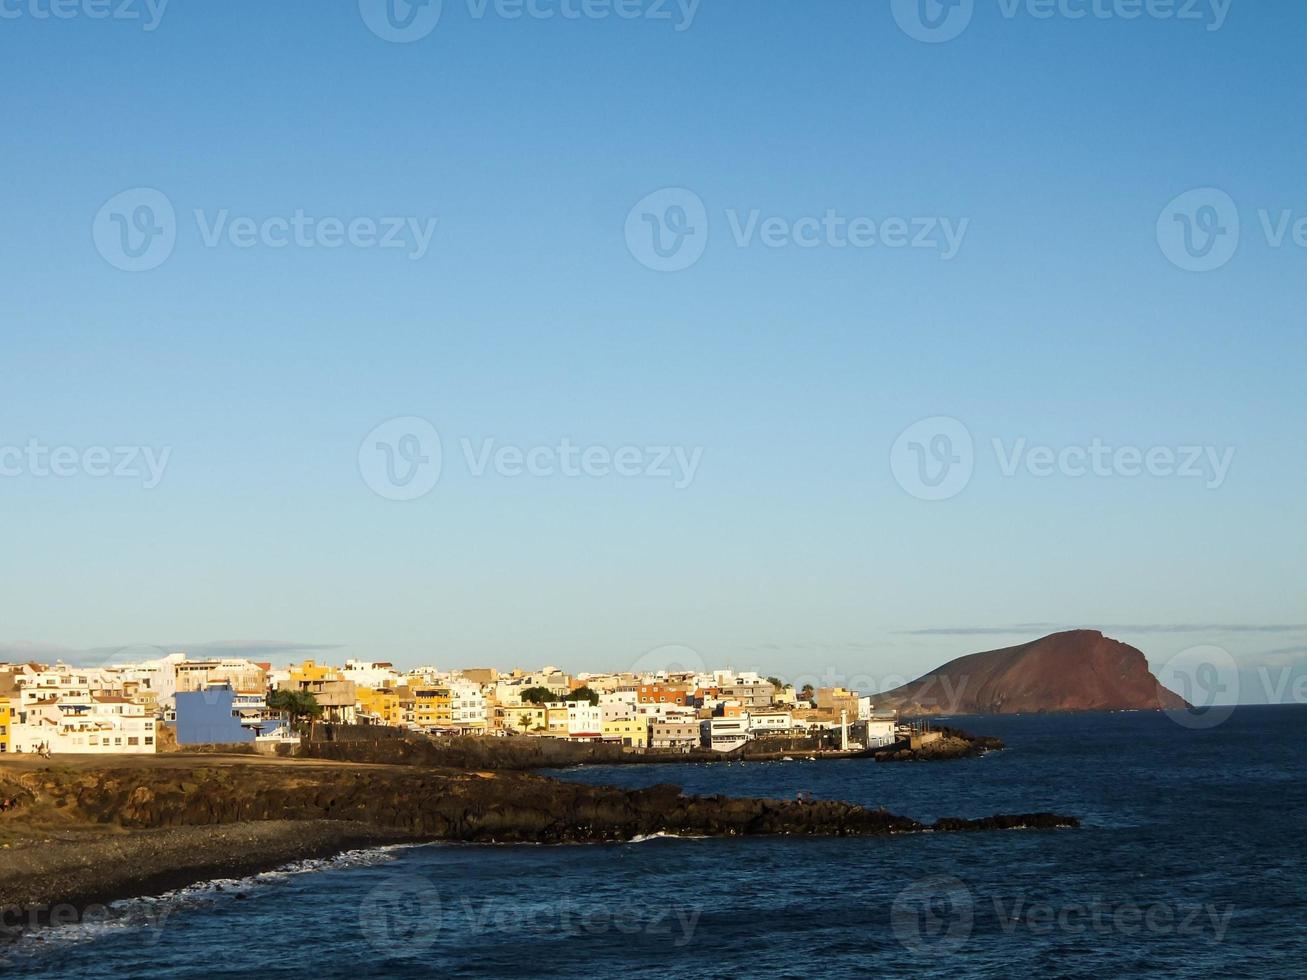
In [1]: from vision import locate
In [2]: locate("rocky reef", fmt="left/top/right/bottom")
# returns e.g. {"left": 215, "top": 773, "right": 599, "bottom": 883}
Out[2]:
{"left": 8, "top": 763, "right": 1067, "bottom": 842}
{"left": 874, "top": 727, "right": 1006, "bottom": 763}
{"left": 0, "top": 757, "right": 1077, "bottom": 924}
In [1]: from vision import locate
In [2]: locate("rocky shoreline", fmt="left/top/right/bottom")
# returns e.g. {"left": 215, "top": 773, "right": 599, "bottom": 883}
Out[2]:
{"left": 0, "top": 757, "right": 1076, "bottom": 933}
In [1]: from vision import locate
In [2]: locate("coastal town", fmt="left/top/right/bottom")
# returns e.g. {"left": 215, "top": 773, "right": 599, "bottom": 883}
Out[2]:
{"left": 0, "top": 655, "right": 905, "bottom": 757}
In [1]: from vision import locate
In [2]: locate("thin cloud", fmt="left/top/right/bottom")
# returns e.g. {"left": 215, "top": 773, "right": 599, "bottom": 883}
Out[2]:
{"left": 1254, "top": 644, "right": 1307, "bottom": 658}
{"left": 1244, "top": 645, "right": 1307, "bottom": 669}
{"left": 0, "top": 639, "right": 343, "bottom": 667}
{"left": 896, "top": 624, "right": 1307, "bottom": 637}
{"left": 178, "top": 640, "right": 344, "bottom": 660}
{"left": 739, "top": 641, "right": 885, "bottom": 654}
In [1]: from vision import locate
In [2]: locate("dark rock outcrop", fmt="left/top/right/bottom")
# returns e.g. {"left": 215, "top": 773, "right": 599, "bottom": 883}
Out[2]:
{"left": 4, "top": 762, "right": 1076, "bottom": 845}
{"left": 874, "top": 728, "right": 1005, "bottom": 763}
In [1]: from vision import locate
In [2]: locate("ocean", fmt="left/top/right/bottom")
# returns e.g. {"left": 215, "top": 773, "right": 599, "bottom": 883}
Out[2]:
{"left": 8, "top": 706, "right": 1306, "bottom": 978}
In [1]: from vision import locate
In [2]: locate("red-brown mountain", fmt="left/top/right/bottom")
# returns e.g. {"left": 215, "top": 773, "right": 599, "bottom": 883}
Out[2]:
{"left": 877, "top": 629, "right": 1190, "bottom": 716}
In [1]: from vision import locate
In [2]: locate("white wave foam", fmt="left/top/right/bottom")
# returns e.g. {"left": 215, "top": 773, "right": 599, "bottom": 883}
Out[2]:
{"left": 626, "top": 832, "right": 708, "bottom": 843}
{"left": 3, "top": 841, "right": 431, "bottom": 964}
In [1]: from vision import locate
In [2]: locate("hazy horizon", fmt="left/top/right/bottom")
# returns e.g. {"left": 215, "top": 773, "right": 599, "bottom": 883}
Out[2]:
{"left": 2, "top": 623, "right": 1302, "bottom": 706}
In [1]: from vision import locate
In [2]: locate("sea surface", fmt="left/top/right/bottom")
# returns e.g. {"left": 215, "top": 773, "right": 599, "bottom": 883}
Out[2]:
{"left": 8, "top": 707, "right": 1306, "bottom": 978}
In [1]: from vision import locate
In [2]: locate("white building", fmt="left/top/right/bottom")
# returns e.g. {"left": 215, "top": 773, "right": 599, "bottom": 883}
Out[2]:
{"left": 450, "top": 682, "right": 487, "bottom": 731}
{"left": 340, "top": 660, "right": 401, "bottom": 690}
{"left": 747, "top": 710, "right": 793, "bottom": 734}
{"left": 106, "top": 652, "right": 186, "bottom": 707}
{"left": 634, "top": 702, "right": 697, "bottom": 724}
{"left": 565, "top": 702, "right": 603, "bottom": 740}
{"left": 706, "top": 716, "right": 750, "bottom": 752}
{"left": 12, "top": 696, "right": 156, "bottom": 754}
{"left": 600, "top": 690, "right": 638, "bottom": 722}
{"left": 863, "top": 718, "right": 897, "bottom": 747}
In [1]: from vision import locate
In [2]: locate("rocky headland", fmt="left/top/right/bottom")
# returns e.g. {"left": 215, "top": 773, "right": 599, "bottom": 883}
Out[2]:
{"left": 876, "top": 629, "right": 1190, "bottom": 716}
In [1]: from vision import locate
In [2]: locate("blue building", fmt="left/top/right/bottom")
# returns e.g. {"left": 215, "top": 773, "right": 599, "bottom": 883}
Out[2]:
{"left": 175, "top": 685, "right": 255, "bottom": 745}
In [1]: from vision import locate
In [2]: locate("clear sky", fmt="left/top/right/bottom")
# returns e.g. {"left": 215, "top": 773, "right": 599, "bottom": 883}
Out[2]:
{"left": 2, "top": 0, "right": 1303, "bottom": 702}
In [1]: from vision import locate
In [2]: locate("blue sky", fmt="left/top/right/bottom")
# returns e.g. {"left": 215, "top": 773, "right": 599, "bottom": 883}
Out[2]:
{"left": 1, "top": 0, "right": 1303, "bottom": 701}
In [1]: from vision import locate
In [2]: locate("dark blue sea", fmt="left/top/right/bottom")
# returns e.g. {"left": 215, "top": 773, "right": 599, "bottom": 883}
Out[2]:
{"left": 9, "top": 707, "right": 1306, "bottom": 978}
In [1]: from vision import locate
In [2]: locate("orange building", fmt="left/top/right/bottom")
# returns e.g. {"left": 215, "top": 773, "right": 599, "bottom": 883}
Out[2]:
{"left": 637, "top": 683, "right": 689, "bottom": 706}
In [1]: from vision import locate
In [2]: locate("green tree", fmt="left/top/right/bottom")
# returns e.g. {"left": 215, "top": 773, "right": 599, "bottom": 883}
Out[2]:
{"left": 519, "top": 686, "right": 557, "bottom": 705}
{"left": 267, "top": 688, "right": 323, "bottom": 733}
{"left": 767, "top": 677, "right": 784, "bottom": 690}
{"left": 566, "top": 686, "right": 599, "bottom": 706}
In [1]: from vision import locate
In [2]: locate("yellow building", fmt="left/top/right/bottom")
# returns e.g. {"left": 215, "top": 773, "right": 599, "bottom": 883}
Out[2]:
{"left": 357, "top": 686, "right": 402, "bottom": 727}
{"left": 413, "top": 688, "right": 452, "bottom": 731}
{"left": 0, "top": 697, "right": 10, "bottom": 753}
{"left": 545, "top": 705, "right": 570, "bottom": 736}
{"left": 501, "top": 703, "right": 548, "bottom": 733}
{"left": 603, "top": 717, "right": 649, "bottom": 749}
{"left": 289, "top": 660, "right": 337, "bottom": 684}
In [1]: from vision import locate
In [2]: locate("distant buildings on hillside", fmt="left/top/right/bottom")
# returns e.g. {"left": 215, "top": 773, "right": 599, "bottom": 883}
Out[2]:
{"left": 0, "top": 655, "right": 899, "bottom": 757}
